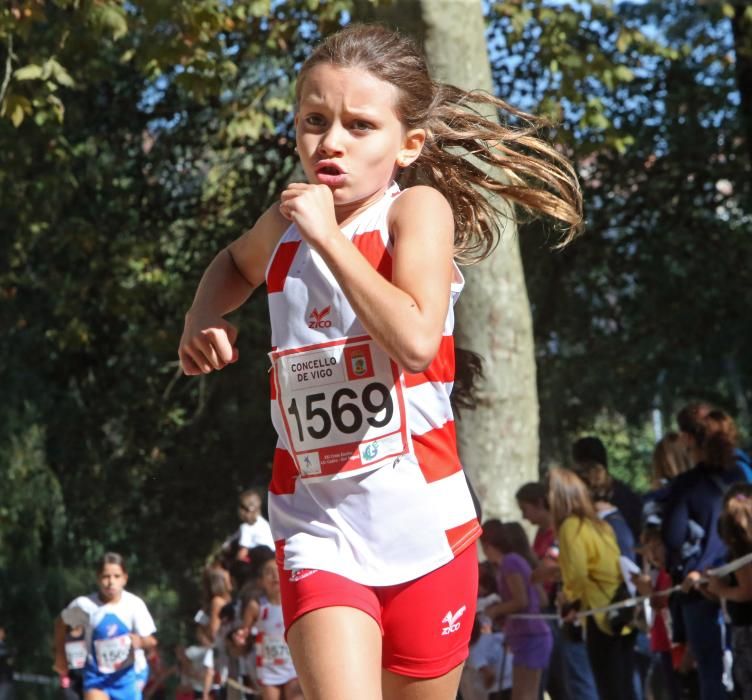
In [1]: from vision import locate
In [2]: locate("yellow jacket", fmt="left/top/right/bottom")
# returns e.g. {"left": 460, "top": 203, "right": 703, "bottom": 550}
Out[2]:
{"left": 558, "top": 515, "right": 624, "bottom": 635}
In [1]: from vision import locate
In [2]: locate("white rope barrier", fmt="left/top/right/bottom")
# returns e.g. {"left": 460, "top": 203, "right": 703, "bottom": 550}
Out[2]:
{"left": 507, "top": 551, "right": 752, "bottom": 621}
{"left": 13, "top": 671, "right": 261, "bottom": 695}
{"left": 226, "top": 677, "right": 261, "bottom": 695}
{"left": 13, "top": 672, "right": 59, "bottom": 685}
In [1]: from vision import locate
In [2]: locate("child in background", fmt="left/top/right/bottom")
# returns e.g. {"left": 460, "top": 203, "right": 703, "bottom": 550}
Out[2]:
{"left": 481, "top": 521, "right": 551, "bottom": 700}
{"left": 460, "top": 614, "right": 512, "bottom": 700}
{"left": 476, "top": 560, "right": 501, "bottom": 613}
{"left": 197, "top": 565, "right": 233, "bottom": 644}
{"left": 240, "top": 545, "right": 276, "bottom": 632}
{"left": 53, "top": 552, "right": 157, "bottom": 700}
{"left": 223, "top": 489, "right": 275, "bottom": 564}
{"left": 706, "top": 484, "right": 752, "bottom": 699}
{"left": 245, "top": 558, "right": 302, "bottom": 700}
{"left": 515, "top": 482, "right": 573, "bottom": 700}
{"left": 175, "top": 643, "right": 210, "bottom": 700}
{"left": 223, "top": 624, "right": 261, "bottom": 700}
{"left": 633, "top": 527, "right": 681, "bottom": 700}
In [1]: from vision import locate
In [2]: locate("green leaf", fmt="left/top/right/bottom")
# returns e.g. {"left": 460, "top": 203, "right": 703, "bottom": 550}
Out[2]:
{"left": 2, "top": 94, "right": 32, "bottom": 126}
{"left": 559, "top": 54, "right": 582, "bottom": 70}
{"left": 10, "top": 103, "right": 25, "bottom": 127}
{"left": 249, "top": 0, "right": 271, "bottom": 17}
{"left": 616, "top": 31, "right": 630, "bottom": 54}
{"left": 89, "top": 3, "right": 128, "bottom": 40}
{"left": 47, "top": 94, "right": 65, "bottom": 123}
{"left": 49, "top": 59, "right": 75, "bottom": 87}
{"left": 613, "top": 65, "right": 634, "bottom": 82}
{"left": 14, "top": 64, "right": 44, "bottom": 81}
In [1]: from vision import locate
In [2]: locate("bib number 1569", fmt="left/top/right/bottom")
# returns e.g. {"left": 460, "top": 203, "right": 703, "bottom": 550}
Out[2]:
{"left": 287, "top": 382, "right": 393, "bottom": 442}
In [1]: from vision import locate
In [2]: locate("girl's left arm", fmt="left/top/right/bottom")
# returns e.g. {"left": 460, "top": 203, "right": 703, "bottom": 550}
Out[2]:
{"left": 707, "top": 562, "right": 752, "bottom": 602}
{"left": 131, "top": 634, "right": 157, "bottom": 652}
{"left": 486, "top": 572, "right": 529, "bottom": 617}
{"left": 281, "top": 184, "right": 453, "bottom": 372}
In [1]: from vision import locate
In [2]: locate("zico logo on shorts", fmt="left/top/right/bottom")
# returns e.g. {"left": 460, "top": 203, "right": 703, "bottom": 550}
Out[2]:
{"left": 307, "top": 306, "right": 332, "bottom": 329}
{"left": 441, "top": 606, "right": 466, "bottom": 635}
{"left": 343, "top": 344, "right": 375, "bottom": 381}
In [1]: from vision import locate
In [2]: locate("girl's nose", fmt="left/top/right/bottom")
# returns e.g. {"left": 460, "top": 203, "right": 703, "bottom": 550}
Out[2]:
{"left": 318, "top": 125, "right": 345, "bottom": 156}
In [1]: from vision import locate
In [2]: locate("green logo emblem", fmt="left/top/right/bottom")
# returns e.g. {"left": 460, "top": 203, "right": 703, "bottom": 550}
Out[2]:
{"left": 363, "top": 442, "right": 379, "bottom": 461}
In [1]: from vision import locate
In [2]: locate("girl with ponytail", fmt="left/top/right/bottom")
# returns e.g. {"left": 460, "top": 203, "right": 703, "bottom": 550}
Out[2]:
{"left": 179, "top": 22, "right": 582, "bottom": 699}
{"left": 664, "top": 406, "right": 747, "bottom": 700}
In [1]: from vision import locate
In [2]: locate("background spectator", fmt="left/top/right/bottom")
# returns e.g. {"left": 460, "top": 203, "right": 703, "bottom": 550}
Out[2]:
{"left": 572, "top": 436, "right": 643, "bottom": 539}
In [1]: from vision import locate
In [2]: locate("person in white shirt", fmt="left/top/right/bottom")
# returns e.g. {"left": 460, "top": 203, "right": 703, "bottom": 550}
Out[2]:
{"left": 222, "top": 489, "right": 275, "bottom": 564}
{"left": 461, "top": 615, "right": 512, "bottom": 700}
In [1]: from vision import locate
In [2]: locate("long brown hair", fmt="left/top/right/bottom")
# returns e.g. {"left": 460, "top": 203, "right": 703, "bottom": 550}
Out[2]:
{"left": 718, "top": 484, "right": 752, "bottom": 559}
{"left": 547, "top": 467, "right": 608, "bottom": 531}
{"left": 651, "top": 432, "right": 692, "bottom": 487}
{"left": 296, "top": 23, "right": 583, "bottom": 263}
{"left": 499, "top": 522, "right": 538, "bottom": 569}
{"left": 202, "top": 567, "right": 231, "bottom": 610}
{"left": 677, "top": 403, "right": 738, "bottom": 469}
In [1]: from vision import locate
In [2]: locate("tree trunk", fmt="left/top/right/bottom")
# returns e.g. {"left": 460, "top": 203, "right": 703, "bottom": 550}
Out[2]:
{"left": 354, "top": 0, "right": 540, "bottom": 520}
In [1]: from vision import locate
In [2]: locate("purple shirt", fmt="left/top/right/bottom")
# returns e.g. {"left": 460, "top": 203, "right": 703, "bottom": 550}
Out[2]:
{"left": 497, "top": 553, "right": 550, "bottom": 644}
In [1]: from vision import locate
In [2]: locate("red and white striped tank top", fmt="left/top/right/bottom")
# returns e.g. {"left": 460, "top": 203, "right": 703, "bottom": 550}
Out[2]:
{"left": 265, "top": 182, "right": 481, "bottom": 586}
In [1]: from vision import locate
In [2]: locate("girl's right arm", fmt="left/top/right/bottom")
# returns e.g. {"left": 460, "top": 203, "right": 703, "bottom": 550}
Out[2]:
{"left": 52, "top": 617, "right": 68, "bottom": 676}
{"left": 208, "top": 596, "right": 226, "bottom": 642}
{"left": 179, "top": 203, "right": 288, "bottom": 375}
{"left": 242, "top": 599, "right": 260, "bottom": 631}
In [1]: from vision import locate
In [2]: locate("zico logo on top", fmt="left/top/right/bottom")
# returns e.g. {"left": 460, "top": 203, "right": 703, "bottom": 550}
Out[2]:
{"left": 308, "top": 306, "right": 332, "bottom": 329}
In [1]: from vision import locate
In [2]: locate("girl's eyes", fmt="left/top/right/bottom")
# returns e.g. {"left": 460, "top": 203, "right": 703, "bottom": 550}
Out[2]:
{"left": 351, "top": 120, "right": 374, "bottom": 131}
{"left": 303, "top": 115, "right": 374, "bottom": 131}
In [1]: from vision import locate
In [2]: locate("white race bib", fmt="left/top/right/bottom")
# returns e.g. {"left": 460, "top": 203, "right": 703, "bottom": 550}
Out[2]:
{"left": 65, "top": 640, "right": 87, "bottom": 670}
{"left": 270, "top": 335, "right": 411, "bottom": 480}
{"left": 262, "top": 637, "right": 291, "bottom": 666}
{"left": 93, "top": 634, "right": 132, "bottom": 674}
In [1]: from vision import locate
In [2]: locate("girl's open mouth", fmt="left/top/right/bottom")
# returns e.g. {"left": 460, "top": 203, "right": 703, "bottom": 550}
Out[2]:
{"left": 315, "top": 162, "right": 347, "bottom": 187}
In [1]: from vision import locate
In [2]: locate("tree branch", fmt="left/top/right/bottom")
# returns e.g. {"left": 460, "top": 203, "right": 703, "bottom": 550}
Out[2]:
{"left": 0, "top": 35, "right": 14, "bottom": 108}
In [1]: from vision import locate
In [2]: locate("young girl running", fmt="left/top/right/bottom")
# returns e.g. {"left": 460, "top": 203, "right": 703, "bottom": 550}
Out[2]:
{"left": 706, "top": 484, "right": 752, "bottom": 699}
{"left": 53, "top": 552, "right": 157, "bottom": 700}
{"left": 244, "top": 558, "right": 302, "bottom": 700}
{"left": 178, "top": 23, "right": 581, "bottom": 700}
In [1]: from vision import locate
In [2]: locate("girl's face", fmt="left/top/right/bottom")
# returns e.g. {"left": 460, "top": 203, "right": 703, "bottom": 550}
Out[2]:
{"left": 645, "top": 539, "right": 665, "bottom": 569}
{"left": 295, "top": 64, "right": 425, "bottom": 217}
{"left": 260, "top": 560, "right": 280, "bottom": 595}
{"left": 238, "top": 494, "right": 261, "bottom": 524}
{"left": 230, "top": 627, "right": 248, "bottom": 650}
{"left": 98, "top": 563, "right": 127, "bottom": 601}
{"left": 518, "top": 500, "right": 549, "bottom": 527}
{"left": 480, "top": 542, "right": 502, "bottom": 565}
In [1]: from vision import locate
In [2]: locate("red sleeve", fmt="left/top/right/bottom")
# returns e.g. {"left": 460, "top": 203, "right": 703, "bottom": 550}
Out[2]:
{"left": 533, "top": 527, "right": 555, "bottom": 560}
